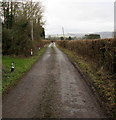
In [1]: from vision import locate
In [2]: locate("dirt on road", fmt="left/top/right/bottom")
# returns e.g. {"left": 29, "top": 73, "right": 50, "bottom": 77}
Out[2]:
{"left": 3, "top": 43, "right": 106, "bottom": 118}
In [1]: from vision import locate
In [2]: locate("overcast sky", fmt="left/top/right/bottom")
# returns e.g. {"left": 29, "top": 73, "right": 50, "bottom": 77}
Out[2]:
{"left": 38, "top": 0, "right": 115, "bottom": 35}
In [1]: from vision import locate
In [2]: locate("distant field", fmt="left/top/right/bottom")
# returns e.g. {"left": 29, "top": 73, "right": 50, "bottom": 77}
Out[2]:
{"left": 2, "top": 47, "right": 46, "bottom": 94}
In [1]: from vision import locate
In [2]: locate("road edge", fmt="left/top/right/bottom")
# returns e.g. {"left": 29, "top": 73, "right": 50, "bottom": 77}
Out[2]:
{"left": 3, "top": 47, "right": 47, "bottom": 96}
{"left": 58, "top": 46, "right": 111, "bottom": 118}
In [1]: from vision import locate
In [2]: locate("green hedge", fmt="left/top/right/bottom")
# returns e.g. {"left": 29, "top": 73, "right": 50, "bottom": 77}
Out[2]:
{"left": 58, "top": 39, "right": 116, "bottom": 74}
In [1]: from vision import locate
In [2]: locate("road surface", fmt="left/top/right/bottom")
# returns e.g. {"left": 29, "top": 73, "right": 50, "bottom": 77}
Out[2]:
{"left": 3, "top": 43, "right": 106, "bottom": 118}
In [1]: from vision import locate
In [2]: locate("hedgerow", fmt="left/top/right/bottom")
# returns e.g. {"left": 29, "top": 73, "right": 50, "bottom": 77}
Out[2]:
{"left": 58, "top": 38, "right": 116, "bottom": 74}
{"left": 57, "top": 38, "right": 116, "bottom": 117}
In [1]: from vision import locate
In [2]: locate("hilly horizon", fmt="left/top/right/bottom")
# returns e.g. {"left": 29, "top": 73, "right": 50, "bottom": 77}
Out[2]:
{"left": 46, "top": 31, "right": 114, "bottom": 39}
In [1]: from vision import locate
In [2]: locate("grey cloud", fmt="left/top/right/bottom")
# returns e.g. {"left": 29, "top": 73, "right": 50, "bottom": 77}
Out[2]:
{"left": 40, "top": 0, "right": 114, "bottom": 34}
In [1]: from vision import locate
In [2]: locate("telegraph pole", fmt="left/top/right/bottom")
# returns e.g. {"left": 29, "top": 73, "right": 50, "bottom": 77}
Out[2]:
{"left": 31, "top": 0, "right": 33, "bottom": 41}
{"left": 31, "top": 21, "right": 33, "bottom": 41}
{"left": 114, "top": 1, "right": 116, "bottom": 38}
{"left": 62, "top": 27, "right": 65, "bottom": 38}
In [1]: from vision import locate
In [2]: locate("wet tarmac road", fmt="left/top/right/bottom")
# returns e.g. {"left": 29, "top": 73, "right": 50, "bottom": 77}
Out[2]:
{"left": 3, "top": 43, "right": 106, "bottom": 118}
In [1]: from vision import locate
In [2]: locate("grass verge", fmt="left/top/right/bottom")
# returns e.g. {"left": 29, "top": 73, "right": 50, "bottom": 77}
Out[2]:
{"left": 2, "top": 47, "right": 46, "bottom": 94}
{"left": 59, "top": 46, "right": 116, "bottom": 118}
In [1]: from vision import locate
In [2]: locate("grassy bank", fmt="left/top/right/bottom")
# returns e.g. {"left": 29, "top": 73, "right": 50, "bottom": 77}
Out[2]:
{"left": 2, "top": 47, "right": 46, "bottom": 94}
{"left": 59, "top": 46, "right": 116, "bottom": 118}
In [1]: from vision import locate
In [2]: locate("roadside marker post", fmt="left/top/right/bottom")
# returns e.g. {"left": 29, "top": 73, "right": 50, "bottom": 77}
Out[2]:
{"left": 11, "top": 61, "right": 15, "bottom": 72}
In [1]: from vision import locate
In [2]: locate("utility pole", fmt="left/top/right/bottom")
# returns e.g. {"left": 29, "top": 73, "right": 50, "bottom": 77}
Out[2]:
{"left": 62, "top": 27, "right": 65, "bottom": 38}
{"left": 114, "top": 1, "right": 116, "bottom": 38}
{"left": 31, "top": 21, "right": 33, "bottom": 41}
{"left": 31, "top": 0, "right": 33, "bottom": 41}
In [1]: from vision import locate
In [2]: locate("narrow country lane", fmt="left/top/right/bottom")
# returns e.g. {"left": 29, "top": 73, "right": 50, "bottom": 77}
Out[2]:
{"left": 3, "top": 43, "right": 106, "bottom": 118}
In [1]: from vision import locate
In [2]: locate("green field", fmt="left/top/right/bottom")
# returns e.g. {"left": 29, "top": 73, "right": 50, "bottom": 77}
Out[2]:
{"left": 2, "top": 47, "right": 46, "bottom": 94}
